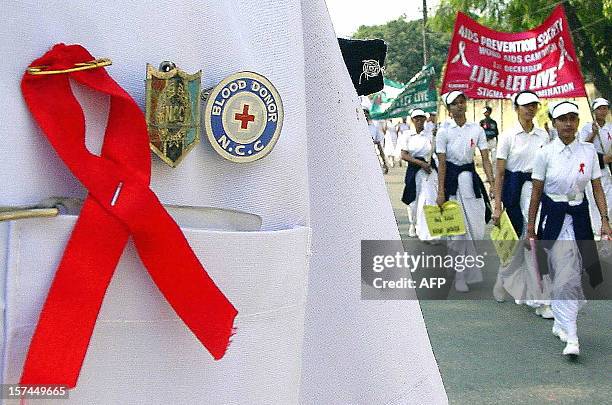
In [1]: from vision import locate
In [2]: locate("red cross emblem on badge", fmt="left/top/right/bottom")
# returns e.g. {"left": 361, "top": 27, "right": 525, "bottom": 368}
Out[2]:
{"left": 579, "top": 163, "right": 585, "bottom": 174}
{"left": 234, "top": 104, "right": 255, "bottom": 129}
{"left": 470, "top": 138, "right": 475, "bottom": 148}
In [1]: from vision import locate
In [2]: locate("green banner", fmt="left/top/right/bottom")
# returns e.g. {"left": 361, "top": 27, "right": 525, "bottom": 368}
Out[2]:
{"left": 368, "top": 78, "right": 405, "bottom": 117}
{"left": 370, "top": 65, "right": 437, "bottom": 120}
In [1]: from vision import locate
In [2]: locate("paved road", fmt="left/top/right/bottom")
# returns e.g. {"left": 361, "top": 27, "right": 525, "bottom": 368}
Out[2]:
{"left": 383, "top": 163, "right": 612, "bottom": 405}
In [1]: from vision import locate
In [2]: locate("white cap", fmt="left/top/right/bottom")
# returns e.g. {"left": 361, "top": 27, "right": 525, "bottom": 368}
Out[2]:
{"left": 443, "top": 90, "right": 465, "bottom": 105}
{"left": 410, "top": 109, "right": 427, "bottom": 118}
{"left": 513, "top": 91, "right": 540, "bottom": 106}
{"left": 591, "top": 97, "right": 609, "bottom": 110}
{"left": 551, "top": 101, "right": 579, "bottom": 119}
{"left": 547, "top": 101, "right": 560, "bottom": 116}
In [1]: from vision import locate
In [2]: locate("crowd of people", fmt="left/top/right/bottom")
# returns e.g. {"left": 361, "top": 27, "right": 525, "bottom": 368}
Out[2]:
{"left": 367, "top": 92, "right": 611, "bottom": 357}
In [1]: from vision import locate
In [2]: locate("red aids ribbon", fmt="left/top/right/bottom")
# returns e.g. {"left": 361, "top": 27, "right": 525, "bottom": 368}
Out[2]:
{"left": 579, "top": 163, "right": 585, "bottom": 174}
{"left": 20, "top": 44, "right": 237, "bottom": 388}
{"left": 470, "top": 138, "right": 475, "bottom": 148}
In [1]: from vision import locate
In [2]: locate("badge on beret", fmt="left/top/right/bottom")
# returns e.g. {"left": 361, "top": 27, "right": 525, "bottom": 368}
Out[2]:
{"left": 204, "top": 71, "right": 283, "bottom": 163}
{"left": 338, "top": 38, "right": 387, "bottom": 96}
{"left": 146, "top": 62, "right": 201, "bottom": 167}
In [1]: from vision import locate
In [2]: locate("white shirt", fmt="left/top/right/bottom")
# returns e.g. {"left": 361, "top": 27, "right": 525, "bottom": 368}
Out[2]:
{"left": 368, "top": 122, "right": 384, "bottom": 143}
{"left": 532, "top": 137, "right": 601, "bottom": 201}
{"left": 578, "top": 121, "right": 612, "bottom": 154}
{"left": 497, "top": 124, "right": 549, "bottom": 172}
{"left": 424, "top": 121, "right": 436, "bottom": 133}
{"left": 400, "top": 129, "right": 433, "bottom": 160}
{"left": 436, "top": 120, "right": 488, "bottom": 165}
{"left": 397, "top": 122, "right": 410, "bottom": 135}
{"left": 578, "top": 121, "right": 612, "bottom": 176}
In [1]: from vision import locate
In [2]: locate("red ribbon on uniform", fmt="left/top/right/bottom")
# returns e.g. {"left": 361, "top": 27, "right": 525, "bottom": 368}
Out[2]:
{"left": 470, "top": 138, "right": 475, "bottom": 148}
{"left": 579, "top": 162, "right": 585, "bottom": 174}
{"left": 20, "top": 44, "right": 237, "bottom": 387}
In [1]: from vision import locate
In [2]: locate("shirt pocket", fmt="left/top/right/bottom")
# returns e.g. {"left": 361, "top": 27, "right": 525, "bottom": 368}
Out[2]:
{"left": 0, "top": 216, "right": 311, "bottom": 404}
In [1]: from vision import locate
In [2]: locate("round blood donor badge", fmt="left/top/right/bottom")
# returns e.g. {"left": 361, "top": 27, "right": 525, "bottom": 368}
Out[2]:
{"left": 204, "top": 71, "right": 283, "bottom": 163}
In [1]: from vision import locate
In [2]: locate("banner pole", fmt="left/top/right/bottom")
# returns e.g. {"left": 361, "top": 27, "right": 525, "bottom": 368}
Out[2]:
{"left": 563, "top": 7, "right": 604, "bottom": 150}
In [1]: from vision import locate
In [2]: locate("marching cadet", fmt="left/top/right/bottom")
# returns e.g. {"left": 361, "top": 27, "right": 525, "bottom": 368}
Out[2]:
{"left": 436, "top": 91, "right": 495, "bottom": 292}
{"left": 367, "top": 112, "right": 389, "bottom": 174}
{"left": 425, "top": 111, "right": 438, "bottom": 136}
{"left": 492, "top": 91, "right": 551, "bottom": 314}
{"left": 578, "top": 98, "right": 611, "bottom": 238}
{"left": 400, "top": 109, "right": 437, "bottom": 240}
{"left": 528, "top": 101, "right": 611, "bottom": 356}
{"left": 383, "top": 119, "right": 399, "bottom": 168}
{"left": 394, "top": 117, "right": 411, "bottom": 168}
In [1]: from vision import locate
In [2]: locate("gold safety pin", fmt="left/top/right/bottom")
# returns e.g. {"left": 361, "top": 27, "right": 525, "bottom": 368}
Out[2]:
{"left": 0, "top": 198, "right": 83, "bottom": 222}
{"left": 26, "top": 58, "right": 112, "bottom": 75}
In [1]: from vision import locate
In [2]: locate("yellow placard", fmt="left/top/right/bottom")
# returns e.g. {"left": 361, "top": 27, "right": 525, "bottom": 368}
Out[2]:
{"left": 423, "top": 201, "right": 466, "bottom": 237}
{"left": 490, "top": 210, "right": 520, "bottom": 267}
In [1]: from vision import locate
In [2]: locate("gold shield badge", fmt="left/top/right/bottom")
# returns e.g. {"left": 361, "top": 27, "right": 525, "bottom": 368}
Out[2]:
{"left": 146, "top": 62, "right": 201, "bottom": 167}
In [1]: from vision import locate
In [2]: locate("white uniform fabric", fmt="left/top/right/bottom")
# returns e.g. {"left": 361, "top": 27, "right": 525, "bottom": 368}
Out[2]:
{"left": 436, "top": 121, "right": 488, "bottom": 165}
{"left": 497, "top": 125, "right": 550, "bottom": 173}
{"left": 436, "top": 121, "right": 488, "bottom": 283}
{"left": 424, "top": 120, "right": 437, "bottom": 134}
{"left": 578, "top": 122, "right": 612, "bottom": 234}
{"left": 496, "top": 124, "right": 549, "bottom": 303}
{"left": 532, "top": 136, "right": 601, "bottom": 344}
{"left": 415, "top": 170, "right": 439, "bottom": 241}
{"left": 548, "top": 217, "right": 585, "bottom": 343}
{"left": 1, "top": 1, "right": 447, "bottom": 404}
{"left": 400, "top": 130, "right": 438, "bottom": 240}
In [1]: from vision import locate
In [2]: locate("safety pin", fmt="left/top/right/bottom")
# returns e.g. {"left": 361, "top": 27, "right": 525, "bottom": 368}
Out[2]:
{"left": 0, "top": 198, "right": 82, "bottom": 222}
{"left": 26, "top": 58, "right": 112, "bottom": 75}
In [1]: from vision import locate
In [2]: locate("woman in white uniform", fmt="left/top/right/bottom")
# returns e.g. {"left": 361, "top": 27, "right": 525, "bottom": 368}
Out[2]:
{"left": 528, "top": 101, "right": 611, "bottom": 356}
{"left": 578, "top": 98, "right": 612, "bottom": 237}
{"left": 383, "top": 119, "right": 398, "bottom": 168}
{"left": 436, "top": 91, "right": 495, "bottom": 292}
{"left": 395, "top": 117, "right": 411, "bottom": 168}
{"left": 400, "top": 109, "right": 437, "bottom": 240}
{"left": 492, "top": 91, "right": 551, "bottom": 314}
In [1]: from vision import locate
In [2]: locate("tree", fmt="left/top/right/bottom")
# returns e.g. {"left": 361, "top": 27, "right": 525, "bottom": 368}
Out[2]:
{"left": 352, "top": 17, "right": 450, "bottom": 84}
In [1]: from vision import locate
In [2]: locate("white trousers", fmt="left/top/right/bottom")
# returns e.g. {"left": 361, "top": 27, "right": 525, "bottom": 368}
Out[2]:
{"left": 414, "top": 169, "right": 439, "bottom": 241}
{"left": 497, "top": 181, "right": 551, "bottom": 304}
{"left": 547, "top": 215, "right": 586, "bottom": 343}
{"left": 448, "top": 171, "right": 485, "bottom": 284}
